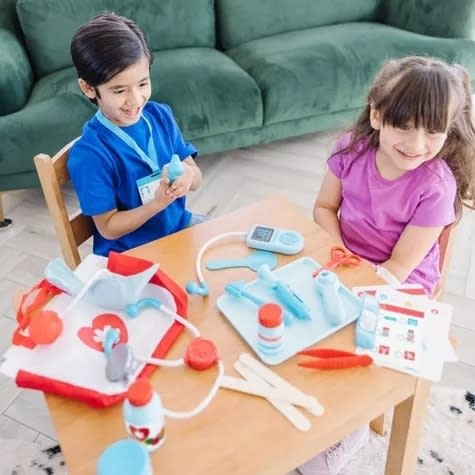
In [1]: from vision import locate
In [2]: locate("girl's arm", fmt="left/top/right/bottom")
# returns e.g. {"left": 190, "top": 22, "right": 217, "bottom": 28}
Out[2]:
{"left": 313, "top": 170, "right": 344, "bottom": 243}
{"left": 381, "top": 225, "right": 444, "bottom": 282}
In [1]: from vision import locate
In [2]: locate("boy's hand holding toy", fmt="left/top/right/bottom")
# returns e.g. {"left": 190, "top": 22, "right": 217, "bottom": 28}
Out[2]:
{"left": 152, "top": 180, "right": 176, "bottom": 210}
{"left": 162, "top": 154, "right": 194, "bottom": 199}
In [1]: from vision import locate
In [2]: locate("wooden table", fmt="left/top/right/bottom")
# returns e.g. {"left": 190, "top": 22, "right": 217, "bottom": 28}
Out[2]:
{"left": 44, "top": 197, "right": 430, "bottom": 474}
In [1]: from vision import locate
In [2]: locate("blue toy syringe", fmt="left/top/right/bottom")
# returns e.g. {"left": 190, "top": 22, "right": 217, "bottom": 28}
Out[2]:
{"left": 257, "top": 264, "right": 311, "bottom": 320}
{"left": 224, "top": 280, "right": 293, "bottom": 326}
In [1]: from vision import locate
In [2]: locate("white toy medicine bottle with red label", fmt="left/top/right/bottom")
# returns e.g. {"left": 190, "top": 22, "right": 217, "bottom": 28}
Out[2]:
{"left": 123, "top": 378, "right": 165, "bottom": 452}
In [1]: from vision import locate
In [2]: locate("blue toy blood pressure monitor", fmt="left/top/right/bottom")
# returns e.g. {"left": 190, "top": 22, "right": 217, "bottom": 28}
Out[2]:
{"left": 246, "top": 225, "right": 304, "bottom": 255}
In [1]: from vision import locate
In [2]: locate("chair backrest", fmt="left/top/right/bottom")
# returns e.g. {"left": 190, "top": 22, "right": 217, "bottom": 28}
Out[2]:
{"left": 34, "top": 139, "right": 93, "bottom": 269}
{"left": 433, "top": 223, "right": 456, "bottom": 299}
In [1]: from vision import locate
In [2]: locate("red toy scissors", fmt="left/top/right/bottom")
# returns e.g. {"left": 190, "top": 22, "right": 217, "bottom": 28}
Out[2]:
{"left": 312, "top": 245, "right": 362, "bottom": 277}
{"left": 297, "top": 348, "right": 373, "bottom": 370}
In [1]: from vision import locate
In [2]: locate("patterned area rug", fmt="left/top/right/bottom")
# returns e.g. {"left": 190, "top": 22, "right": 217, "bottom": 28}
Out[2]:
{"left": 342, "top": 386, "right": 475, "bottom": 475}
{"left": 0, "top": 442, "right": 65, "bottom": 475}
{"left": 1, "top": 386, "right": 473, "bottom": 474}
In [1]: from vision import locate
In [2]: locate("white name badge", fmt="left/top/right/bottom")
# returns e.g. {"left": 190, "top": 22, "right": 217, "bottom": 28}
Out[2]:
{"left": 136, "top": 171, "right": 162, "bottom": 204}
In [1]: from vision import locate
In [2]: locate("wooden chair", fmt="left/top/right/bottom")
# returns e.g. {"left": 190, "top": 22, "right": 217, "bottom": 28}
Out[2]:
{"left": 370, "top": 223, "right": 456, "bottom": 435}
{"left": 34, "top": 140, "right": 93, "bottom": 269}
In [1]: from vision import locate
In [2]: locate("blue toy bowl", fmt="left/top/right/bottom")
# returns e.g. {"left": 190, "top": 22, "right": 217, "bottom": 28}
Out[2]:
{"left": 97, "top": 439, "right": 152, "bottom": 475}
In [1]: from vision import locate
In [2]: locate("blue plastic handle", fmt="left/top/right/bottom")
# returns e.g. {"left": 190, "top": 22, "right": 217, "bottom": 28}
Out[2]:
{"left": 168, "top": 154, "right": 184, "bottom": 182}
{"left": 225, "top": 280, "right": 293, "bottom": 326}
{"left": 257, "top": 265, "right": 311, "bottom": 320}
{"left": 314, "top": 271, "right": 346, "bottom": 325}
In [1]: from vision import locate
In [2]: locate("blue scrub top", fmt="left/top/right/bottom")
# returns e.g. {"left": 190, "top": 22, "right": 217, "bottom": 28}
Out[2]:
{"left": 68, "top": 101, "right": 197, "bottom": 256}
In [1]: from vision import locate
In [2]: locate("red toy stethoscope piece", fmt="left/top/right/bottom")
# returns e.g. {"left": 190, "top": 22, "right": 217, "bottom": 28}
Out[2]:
{"left": 184, "top": 338, "right": 219, "bottom": 371}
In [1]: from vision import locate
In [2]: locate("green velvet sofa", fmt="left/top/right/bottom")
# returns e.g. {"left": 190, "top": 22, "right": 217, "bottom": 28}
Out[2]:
{"left": 2, "top": 0, "right": 475, "bottom": 224}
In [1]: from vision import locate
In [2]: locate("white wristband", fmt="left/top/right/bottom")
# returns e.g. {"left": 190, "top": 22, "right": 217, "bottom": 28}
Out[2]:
{"left": 375, "top": 265, "right": 401, "bottom": 287}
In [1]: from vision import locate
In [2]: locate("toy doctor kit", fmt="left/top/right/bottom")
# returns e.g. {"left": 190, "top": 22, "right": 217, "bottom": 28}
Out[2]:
{"left": 1, "top": 252, "right": 211, "bottom": 408}
{"left": 98, "top": 296, "right": 225, "bottom": 430}
{"left": 186, "top": 225, "right": 304, "bottom": 296}
{"left": 221, "top": 352, "right": 324, "bottom": 432}
{"left": 217, "top": 257, "right": 363, "bottom": 365}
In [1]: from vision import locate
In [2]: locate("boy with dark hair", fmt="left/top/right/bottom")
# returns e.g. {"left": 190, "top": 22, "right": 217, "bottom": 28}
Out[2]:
{"left": 69, "top": 12, "right": 205, "bottom": 257}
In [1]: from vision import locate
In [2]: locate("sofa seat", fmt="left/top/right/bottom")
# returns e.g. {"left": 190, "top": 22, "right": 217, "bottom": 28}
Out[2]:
{"left": 227, "top": 22, "right": 475, "bottom": 125}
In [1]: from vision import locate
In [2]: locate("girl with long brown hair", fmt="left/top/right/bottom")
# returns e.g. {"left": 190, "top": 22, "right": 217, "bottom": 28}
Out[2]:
{"left": 313, "top": 56, "right": 475, "bottom": 296}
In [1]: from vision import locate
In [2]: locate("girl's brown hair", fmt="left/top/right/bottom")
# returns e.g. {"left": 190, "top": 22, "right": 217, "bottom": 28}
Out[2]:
{"left": 341, "top": 56, "right": 475, "bottom": 220}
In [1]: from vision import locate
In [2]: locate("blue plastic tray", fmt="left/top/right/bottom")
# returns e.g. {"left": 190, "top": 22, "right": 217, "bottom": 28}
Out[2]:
{"left": 216, "top": 257, "right": 362, "bottom": 365}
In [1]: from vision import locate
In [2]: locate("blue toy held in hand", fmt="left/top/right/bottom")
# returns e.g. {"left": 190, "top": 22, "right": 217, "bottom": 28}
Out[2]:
{"left": 168, "top": 154, "right": 184, "bottom": 182}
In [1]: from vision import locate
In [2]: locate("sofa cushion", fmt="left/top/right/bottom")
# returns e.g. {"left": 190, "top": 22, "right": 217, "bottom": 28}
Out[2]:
{"left": 226, "top": 22, "right": 475, "bottom": 126}
{"left": 0, "top": 28, "right": 33, "bottom": 115}
{"left": 28, "top": 48, "right": 262, "bottom": 141}
{"left": 216, "top": 0, "right": 381, "bottom": 49}
{"left": 151, "top": 48, "right": 262, "bottom": 139}
{"left": 0, "top": 0, "right": 21, "bottom": 33}
{"left": 0, "top": 94, "right": 92, "bottom": 177}
{"left": 16, "top": 0, "right": 215, "bottom": 77}
{"left": 28, "top": 68, "right": 80, "bottom": 105}
{"left": 384, "top": 0, "right": 475, "bottom": 39}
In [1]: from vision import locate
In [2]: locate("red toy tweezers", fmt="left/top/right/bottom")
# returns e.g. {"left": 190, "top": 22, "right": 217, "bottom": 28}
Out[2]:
{"left": 297, "top": 348, "right": 373, "bottom": 370}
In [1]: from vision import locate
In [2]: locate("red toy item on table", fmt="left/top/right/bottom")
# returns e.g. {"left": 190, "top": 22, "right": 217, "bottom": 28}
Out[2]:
{"left": 312, "top": 245, "right": 362, "bottom": 278}
{"left": 297, "top": 348, "right": 373, "bottom": 370}
{"left": 13, "top": 279, "right": 62, "bottom": 348}
{"left": 184, "top": 338, "right": 219, "bottom": 371}
{"left": 257, "top": 303, "right": 285, "bottom": 355}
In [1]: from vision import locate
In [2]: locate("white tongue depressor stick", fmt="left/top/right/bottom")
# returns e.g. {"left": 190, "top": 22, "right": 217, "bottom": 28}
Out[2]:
{"left": 220, "top": 375, "right": 317, "bottom": 411}
{"left": 234, "top": 360, "right": 311, "bottom": 432}
{"left": 239, "top": 353, "right": 325, "bottom": 416}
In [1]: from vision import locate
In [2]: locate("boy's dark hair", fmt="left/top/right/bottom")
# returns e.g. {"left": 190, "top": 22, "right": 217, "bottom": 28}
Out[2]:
{"left": 70, "top": 12, "right": 153, "bottom": 93}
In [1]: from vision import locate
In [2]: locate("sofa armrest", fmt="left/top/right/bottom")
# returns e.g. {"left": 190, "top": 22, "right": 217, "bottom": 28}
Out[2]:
{"left": 383, "top": 0, "right": 475, "bottom": 40}
{"left": 0, "top": 29, "right": 33, "bottom": 115}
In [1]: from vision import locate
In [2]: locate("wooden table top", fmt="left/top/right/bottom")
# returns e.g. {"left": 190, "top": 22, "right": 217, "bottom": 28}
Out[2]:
{"left": 45, "top": 196, "right": 418, "bottom": 474}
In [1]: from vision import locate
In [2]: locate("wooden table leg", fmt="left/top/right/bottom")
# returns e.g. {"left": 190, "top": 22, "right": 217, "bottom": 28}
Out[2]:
{"left": 370, "top": 412, "right": 388, "bottom": 435}
{"left": 384, "top": 379, "right": 431, "bottom": 475}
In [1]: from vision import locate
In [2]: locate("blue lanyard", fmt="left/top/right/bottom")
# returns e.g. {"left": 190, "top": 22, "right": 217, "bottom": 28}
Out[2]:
{"left": 95, "top": 110, "right": 159, "bottom": 172}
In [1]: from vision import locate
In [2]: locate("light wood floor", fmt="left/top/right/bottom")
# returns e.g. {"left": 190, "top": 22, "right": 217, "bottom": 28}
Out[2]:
{"left": 1, "top": 128, "right": 474, "bottom": 457}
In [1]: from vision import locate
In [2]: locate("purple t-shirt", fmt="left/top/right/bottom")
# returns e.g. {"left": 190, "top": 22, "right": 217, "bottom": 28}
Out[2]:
{"left": 328, "top": 137, "right": 456, "bottom": 295}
